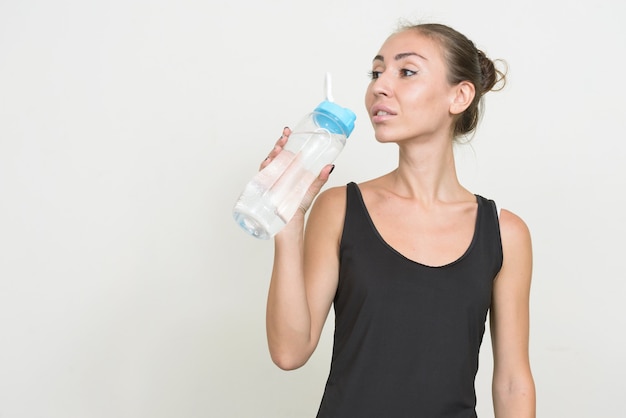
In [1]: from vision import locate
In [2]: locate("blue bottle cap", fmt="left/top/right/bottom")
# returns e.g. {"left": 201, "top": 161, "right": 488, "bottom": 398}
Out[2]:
{"left": 313, "top": 100, "right": 356, "bottom": 137}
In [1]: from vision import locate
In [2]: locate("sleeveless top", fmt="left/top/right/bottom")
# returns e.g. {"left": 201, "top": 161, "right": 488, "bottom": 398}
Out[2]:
{"left": 316, "top": 182, "right": 503, "bottom": 418}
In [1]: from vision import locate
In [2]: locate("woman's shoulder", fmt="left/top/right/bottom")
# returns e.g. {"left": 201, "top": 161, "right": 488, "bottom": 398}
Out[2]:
{"left": 306, "top": 184, "right": 349, "bottom": 244}
{"left": 316, "top": 178, "right": 387, "bottom": 209}
{"left": 308, "top": 184, "right": 349, "bottom": 227}
{"left": 315, "top": 183, "right": 348, "bottom": 207}
{"left": 349, "top": 175, "right": 393, "bottom": 199}
{"left": 497, "top": 208, "right": 532, "bottom": 261}
{"left": 498, "top": 208, "right": 531, "bottom": 241}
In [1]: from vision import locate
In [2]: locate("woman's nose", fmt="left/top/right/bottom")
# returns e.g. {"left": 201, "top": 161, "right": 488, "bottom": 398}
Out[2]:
{"left": 371, "top": 74, "right": 392, "bottom": 97}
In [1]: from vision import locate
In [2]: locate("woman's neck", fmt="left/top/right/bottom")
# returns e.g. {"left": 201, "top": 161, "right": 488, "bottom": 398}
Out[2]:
{"left": 389, "top": 138, "right": 467, "bottom": 204}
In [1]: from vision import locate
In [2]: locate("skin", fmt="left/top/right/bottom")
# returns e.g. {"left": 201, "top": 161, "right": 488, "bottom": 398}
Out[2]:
{"left": 263, "top": 30, "right": 535, "bottom": 417}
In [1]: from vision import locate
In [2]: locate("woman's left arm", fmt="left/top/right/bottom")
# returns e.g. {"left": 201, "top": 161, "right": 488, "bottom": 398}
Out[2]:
{"left": 491, "top": 209, "right": 536, "bottom": 418}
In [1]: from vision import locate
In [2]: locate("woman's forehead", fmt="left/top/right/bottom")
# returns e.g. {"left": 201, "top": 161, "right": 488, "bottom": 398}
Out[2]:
{"left": 375, "top": 31, "right": 443, "bottom": 63}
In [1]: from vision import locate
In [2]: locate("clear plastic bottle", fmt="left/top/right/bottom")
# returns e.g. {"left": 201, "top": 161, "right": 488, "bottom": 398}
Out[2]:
{"left": 233, "top": 100, "right": 356, "bottom": 239}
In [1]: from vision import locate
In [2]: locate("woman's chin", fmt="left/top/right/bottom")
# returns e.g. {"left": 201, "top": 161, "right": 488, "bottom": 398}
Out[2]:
{"left": 372, "top": 127, "right": 398, "bottom": 144}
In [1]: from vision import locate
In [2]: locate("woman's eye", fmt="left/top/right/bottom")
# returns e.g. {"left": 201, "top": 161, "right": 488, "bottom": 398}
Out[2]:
{"left": 368, "top": 70, "right": 381, "bottom": 80}
{"left": 400, "top": 69, "right": 417, "bottom": 77}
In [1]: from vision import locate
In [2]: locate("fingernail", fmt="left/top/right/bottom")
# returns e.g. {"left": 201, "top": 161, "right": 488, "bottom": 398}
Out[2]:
{"left": 329, "top": 164, "right": 335, "bottom": 174}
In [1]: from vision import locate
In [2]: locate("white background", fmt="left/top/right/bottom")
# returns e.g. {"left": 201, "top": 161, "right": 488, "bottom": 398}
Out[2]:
{"left": 1, "top": 0, "right": 625, "bottom": 417}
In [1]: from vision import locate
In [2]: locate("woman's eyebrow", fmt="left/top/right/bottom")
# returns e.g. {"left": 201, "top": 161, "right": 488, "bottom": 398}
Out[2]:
{"left": 373, "top": 52, "right": 428, "bottom": 62}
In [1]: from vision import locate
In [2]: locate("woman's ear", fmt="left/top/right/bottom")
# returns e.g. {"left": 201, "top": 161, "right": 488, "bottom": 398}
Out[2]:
{"left": 449, "top": 81, "right": 475, "bottom": 115}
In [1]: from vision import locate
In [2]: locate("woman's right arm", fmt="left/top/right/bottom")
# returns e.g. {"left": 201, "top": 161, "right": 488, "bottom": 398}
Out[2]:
{"left": 265, "top": 167, "right": 344, "bottom": 370}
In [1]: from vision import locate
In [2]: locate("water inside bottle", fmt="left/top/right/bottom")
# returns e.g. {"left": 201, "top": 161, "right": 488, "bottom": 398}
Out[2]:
{"left": 233, "top": 151, "right": 296, "bottom": 239}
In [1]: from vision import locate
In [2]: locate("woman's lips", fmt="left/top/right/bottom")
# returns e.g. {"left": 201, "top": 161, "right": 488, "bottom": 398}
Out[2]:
{"left": 371, "top": 106, "right": 396, "bottom": 123}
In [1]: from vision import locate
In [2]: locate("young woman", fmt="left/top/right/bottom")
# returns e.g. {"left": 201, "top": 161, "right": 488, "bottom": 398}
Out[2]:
{"left": 263, "top": 23, "right": 535, "bottom": 418}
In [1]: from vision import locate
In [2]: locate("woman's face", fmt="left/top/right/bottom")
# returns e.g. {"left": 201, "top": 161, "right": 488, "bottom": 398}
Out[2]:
{"left": 365, "top": 30, "right": 457, "bottom": 144}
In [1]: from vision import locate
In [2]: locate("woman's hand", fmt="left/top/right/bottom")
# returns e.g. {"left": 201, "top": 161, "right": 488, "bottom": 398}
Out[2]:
{"left": 260, "top": 127, "right": 335, "bottom": 220}
{"left": 298, "top": 163, "right": 335, "bottom": 216}
{"left": 260, "top": 127, "right": 291, "bottom": 171}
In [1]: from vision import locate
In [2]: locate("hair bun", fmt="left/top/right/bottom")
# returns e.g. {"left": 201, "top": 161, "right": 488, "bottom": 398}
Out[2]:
{"left": 477, "top": 49, "right": 506, "bottom": 94}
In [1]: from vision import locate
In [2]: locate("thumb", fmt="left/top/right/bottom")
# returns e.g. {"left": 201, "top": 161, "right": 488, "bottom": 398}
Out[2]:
{"left": 298, "top": 164, "right": 335, "bottom": 214}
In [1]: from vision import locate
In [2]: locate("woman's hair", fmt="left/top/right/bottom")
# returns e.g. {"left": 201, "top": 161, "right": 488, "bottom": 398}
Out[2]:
{"left": 398, "top": 23, "right": 507, "bottom": 139}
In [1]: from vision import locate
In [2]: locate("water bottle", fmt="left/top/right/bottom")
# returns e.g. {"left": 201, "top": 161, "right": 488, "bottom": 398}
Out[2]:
{"left": 233, "top": 98, "right": 356, "bottom": 239}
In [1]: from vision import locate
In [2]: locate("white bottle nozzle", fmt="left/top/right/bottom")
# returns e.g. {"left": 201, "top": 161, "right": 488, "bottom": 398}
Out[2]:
{"left": 325, "top": 72, "right": 334, "bottom": 102}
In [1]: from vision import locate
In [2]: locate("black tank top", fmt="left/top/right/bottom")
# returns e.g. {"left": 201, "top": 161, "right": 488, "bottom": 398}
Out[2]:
{"left": 316, "top": 182, "right": 503, "bottom": 418}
